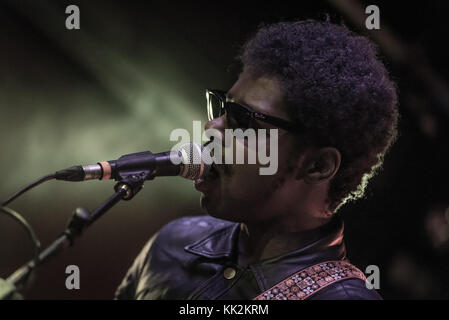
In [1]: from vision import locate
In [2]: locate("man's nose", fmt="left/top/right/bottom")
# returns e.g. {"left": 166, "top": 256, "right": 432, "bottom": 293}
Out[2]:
{"left": 204, "top": 115, "right": 228, "bottom": 149}
{"left": 205, "top": 115, "right": 226, "bottom": 131}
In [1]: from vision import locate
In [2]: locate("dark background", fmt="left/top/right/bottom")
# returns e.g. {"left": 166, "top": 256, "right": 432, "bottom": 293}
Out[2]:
{"left": 0, "top": 0, "right": 448, "bottom": 299}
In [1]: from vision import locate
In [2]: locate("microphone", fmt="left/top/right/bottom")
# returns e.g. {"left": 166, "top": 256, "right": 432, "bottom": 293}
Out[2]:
{"left": 54, "top": 142, "right": 211, "bottom": 182}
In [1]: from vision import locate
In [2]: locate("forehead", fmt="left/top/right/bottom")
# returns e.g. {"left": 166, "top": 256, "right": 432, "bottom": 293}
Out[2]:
{"left": 227, "top": 69, "right": 288, "bottom": 119}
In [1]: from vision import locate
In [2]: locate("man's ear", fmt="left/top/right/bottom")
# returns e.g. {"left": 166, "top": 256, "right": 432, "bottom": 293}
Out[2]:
{"left": 297, "top": 147, "right": 341, "bottom": 184}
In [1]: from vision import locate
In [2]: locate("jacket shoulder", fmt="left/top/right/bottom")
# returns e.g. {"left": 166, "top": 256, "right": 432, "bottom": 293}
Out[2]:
{"left": 310, "top": 278, "right": 382, "bottom": 300}
{"left": 155, "top": 215, "right": 236, "bottom": 248}
{"left": 114, "top": 215, "right": 234, "bottom": 299}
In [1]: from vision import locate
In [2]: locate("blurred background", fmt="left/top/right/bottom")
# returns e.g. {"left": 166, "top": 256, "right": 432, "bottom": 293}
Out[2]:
{"left": 0, "top": 0, "right": 448, "bottom": 299}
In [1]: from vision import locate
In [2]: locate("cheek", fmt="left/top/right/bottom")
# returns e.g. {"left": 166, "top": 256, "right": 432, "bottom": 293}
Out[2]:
{"left": 220, "top": 133, "right": 293, "bottom": 194}
{"left": 225, "top": 164, "right": 282, "bottom": 199}
{"left": 220, "top": 164, "right": 255, "bottom": 198}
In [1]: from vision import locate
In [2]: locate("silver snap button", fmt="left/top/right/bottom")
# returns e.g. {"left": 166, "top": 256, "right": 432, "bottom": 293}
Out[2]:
{"left": 223, "top": 267, "right": 236, "bottom": 280}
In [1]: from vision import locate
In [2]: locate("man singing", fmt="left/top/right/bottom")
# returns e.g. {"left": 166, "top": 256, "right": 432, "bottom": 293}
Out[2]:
{"left": 115, "top": 19, "right": 398, "bottom": 300}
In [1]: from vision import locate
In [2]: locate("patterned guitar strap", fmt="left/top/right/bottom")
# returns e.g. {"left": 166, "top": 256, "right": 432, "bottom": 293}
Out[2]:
{"left": 253, "top": 260, "right": 366, "bottom": 300}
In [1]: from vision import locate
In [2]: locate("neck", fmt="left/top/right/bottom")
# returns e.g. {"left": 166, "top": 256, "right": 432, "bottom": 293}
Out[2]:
{"left": 237, "top": 215, "right": 332, "bottom": 266}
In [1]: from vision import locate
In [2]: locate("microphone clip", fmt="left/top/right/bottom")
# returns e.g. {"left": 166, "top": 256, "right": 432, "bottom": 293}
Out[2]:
{"left": 114, "top": 171, "right": 152, "bottom": 200}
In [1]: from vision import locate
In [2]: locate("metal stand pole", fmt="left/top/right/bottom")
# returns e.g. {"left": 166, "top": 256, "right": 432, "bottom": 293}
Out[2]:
{"left": 0, "top": 172, "right": 150, "bottom": 299}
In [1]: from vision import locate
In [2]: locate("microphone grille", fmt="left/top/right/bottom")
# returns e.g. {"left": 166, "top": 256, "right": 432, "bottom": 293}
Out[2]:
{"left": 177, "top": 143, "right": 211, "bottom": 180}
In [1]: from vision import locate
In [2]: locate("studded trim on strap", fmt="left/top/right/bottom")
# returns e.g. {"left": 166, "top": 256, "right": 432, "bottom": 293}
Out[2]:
{"left": 253, "top": 260, "right": 367, "bottom": 300}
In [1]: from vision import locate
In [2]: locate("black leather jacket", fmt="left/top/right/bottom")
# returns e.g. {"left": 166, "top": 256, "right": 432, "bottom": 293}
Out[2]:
{"left": 115, "top": 215, "right": 381, "bottom": 300}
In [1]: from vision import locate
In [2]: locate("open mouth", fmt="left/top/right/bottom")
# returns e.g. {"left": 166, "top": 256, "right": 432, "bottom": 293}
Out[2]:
{"left": 195, "top": 163, "right": 220, "bottom": 193}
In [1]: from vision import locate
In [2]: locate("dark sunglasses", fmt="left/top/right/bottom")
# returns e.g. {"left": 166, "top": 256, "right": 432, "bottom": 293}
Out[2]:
{"left": 206, "top": 89, "right": 300, "bottom": 132}
{"left": 206, "top": 89, "right": 299, "bottom": 132}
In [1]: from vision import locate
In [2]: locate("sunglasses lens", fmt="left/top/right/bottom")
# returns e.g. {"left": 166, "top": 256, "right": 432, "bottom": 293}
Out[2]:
{"left": 206, "top": 91, "right": 251, "bottom": 130}
{"left": 227, "top": 103, "right": 251, "bottom": 130}
{"left": 207, "top": 92, "right": 224, "bottom": 121}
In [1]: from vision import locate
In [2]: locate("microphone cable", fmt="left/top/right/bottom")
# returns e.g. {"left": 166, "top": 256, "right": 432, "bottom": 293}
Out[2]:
{"left": 1, "top": 173, "right": 56, "bottom": 207}
{"left": 0, "top": 205, "right": 41, "bottom": 270}
{"left": 1, "top": 173, "right": 56, "bottom": 294}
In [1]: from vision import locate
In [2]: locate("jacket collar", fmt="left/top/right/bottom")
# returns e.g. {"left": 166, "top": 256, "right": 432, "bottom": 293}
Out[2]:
{"left": 184, "top": 215, "right": 345, "bottom": 262}
{"left": 184, "top": 222, "right": 241, "bottom": 260}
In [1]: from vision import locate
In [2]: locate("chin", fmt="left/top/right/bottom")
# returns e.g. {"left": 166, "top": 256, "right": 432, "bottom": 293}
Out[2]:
{"left": 200, "top": 194, "right": 235, "bottom": 222}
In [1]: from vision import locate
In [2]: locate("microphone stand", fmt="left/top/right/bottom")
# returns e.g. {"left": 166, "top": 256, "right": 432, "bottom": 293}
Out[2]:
{"left": 0, "top": 171, "right": 152, "bottom": 300}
